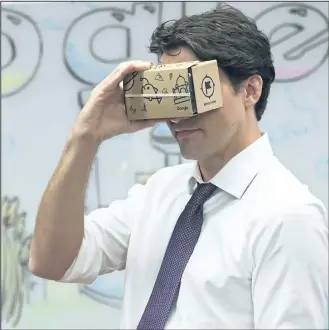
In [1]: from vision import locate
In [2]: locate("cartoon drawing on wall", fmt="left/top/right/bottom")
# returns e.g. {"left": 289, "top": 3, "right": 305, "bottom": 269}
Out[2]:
{"left": 63, "top": 2, "right": 163, "bottom": 212}
{"left": 1, "top": 8, "right": 43, "bottom": 97}
{"left": 63, "top": 2, "right": 163, "bottom": 308}
{"left": 254, "top": 3, "right": 328, "bottom": 82}
{"left": 1, "top": 196, "right": 37, "bottom": 327}
{"left": 150, "top": 123, "right": 182, "bottom": 166}
{"left": 63, "top": 2, "right": 163, "bottom": 87}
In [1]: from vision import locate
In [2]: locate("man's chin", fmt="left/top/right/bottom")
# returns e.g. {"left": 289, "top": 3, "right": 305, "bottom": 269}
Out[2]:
{"left": 179, "top": 147, "right": 199, "bottom": 161}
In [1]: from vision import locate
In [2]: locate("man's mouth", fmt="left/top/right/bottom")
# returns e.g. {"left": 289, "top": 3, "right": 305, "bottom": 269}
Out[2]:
{"left": 175, "top": 128, "right": 200, "bottom": 139}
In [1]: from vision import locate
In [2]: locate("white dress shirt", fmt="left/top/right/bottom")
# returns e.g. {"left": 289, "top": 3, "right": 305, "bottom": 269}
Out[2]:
{"left": 60, "top": 133, "right": 328, "bottom": 329}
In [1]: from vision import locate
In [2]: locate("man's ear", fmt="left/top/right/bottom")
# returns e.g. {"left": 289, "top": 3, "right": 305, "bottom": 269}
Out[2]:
{"left": 244, "top": 75, "right": 263, "bottom": 108}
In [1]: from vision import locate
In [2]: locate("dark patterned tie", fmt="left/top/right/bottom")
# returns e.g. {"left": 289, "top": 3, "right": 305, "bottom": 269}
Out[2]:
{"left": 137, "top": 183, "right": 217, "bottom": 330}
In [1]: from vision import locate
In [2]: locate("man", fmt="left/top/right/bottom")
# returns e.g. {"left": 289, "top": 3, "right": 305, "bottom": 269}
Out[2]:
{"left": 29, "top": 4, "right": 328, "bottom": 329}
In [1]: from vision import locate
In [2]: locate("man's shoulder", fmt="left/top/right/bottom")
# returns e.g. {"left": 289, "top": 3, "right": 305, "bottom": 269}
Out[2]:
{"left": 249, "top": 156, "right": 327, "bottom": 224}
{"left": 255, "top": 157, "right": 321, "bottom": 203}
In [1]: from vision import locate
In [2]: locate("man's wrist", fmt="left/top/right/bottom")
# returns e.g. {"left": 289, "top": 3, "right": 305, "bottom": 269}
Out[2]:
{"left": 68, "top": 126, "right": 101, "bottom": 157}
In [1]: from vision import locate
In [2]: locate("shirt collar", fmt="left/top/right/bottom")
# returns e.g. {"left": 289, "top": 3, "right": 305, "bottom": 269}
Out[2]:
{"left": 188, "top": 133, "right": 274, "bottom": 199}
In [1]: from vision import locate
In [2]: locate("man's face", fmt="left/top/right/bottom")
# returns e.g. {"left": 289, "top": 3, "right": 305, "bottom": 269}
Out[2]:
{"left": 161, "top": 47, "right": 249, "bottom": 163}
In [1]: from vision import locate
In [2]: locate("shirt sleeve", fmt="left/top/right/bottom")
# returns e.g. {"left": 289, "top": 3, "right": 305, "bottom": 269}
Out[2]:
{"left": 58, "top": 183, "right": 146, "bottom": 285}
{"left": 251, "top": 203, "right": 328, "bottom": 329}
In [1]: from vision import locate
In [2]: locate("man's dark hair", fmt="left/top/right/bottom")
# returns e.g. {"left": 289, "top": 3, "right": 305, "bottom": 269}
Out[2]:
{"left": 149, "top": 3, "right": 275, "bottom": 121}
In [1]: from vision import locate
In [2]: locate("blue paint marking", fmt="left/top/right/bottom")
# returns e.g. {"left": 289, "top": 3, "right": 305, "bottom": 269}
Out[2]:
{"left": 66, "top": 43, "right": 133, "bottom": 140}
{"left": 84, "top": 3, "right": 99, "bottom": 10}
{"left": 152, "top": 122, "right": 171, "bottom": 137}
{"left": 66, "top": 42, "right": 109, "bottom": 84}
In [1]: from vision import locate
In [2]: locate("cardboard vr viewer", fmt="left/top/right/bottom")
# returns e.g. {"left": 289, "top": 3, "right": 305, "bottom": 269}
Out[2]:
{"left": 123, "top": 60, "right": 223, "bottom": 120}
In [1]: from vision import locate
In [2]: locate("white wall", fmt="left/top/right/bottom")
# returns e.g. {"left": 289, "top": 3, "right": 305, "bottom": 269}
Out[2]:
{"left": 2, "top": 2, "right": 328, "bottom": 329}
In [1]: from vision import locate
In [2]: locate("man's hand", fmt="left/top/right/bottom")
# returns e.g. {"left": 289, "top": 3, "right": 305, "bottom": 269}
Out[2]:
{"left": 74, "top": 60, "right": 161, "bottom": 144}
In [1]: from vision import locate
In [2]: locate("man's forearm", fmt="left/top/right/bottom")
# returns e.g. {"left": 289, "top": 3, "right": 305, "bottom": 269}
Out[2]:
{"left": 29, "top": 131, "right": 100, "bottom": 280}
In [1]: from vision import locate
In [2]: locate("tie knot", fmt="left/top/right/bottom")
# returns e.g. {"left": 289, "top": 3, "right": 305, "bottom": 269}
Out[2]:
{"left": 190, "top": 182, "right": 217, "bottom": 207}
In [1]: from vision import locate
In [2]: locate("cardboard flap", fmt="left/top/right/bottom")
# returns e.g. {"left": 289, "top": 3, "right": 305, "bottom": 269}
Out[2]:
{"left": 191, "top": 60, "right": 223, "bottom": 113}
{"left": 149, "top": 61, "right": 199, "bottom": 71}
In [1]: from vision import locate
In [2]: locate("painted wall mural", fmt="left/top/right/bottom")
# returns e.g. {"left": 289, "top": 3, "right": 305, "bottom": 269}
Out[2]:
{"left": 1, "top": 8, "right": 43, "bottom": 97}
{"left": 254, "top": 3, "right": 328, "bottom": 82}
{"left": 62, "top": 2, "right": 164, "bottom": 213}
{"left": 1, "top": 196, "right": 37, "bottom": 327}
{"left": 1, "top": 2, "right": 328, "bottom": 329}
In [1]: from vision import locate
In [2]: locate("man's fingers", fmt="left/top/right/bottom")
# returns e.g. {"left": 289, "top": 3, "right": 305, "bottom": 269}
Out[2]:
{"left": 114, "top": 61, "right": 153, "bottom": 86}
{"left": 99, "top": 61, "right": 152, "bottom": 92}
